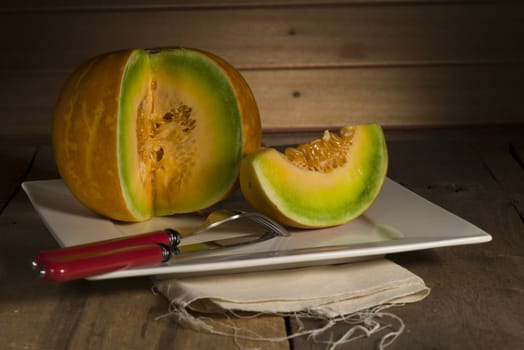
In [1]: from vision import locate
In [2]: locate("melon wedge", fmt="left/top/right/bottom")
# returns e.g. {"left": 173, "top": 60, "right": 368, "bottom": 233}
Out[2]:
{"left": 52, "top": 48, "right": 261, "bottom": 222}
{"left": 239, "top": 124, "right": 388, "bottom": 228}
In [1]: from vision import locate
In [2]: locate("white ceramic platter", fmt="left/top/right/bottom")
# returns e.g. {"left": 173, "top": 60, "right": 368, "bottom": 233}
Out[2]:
{"left": 22, "top": 178, "right": 491, "bottom": 280}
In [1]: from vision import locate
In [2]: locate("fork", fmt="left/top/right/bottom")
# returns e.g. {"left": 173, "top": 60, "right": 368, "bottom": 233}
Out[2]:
{"left": 32, "top": 209, "right": 289, "bottom": 271}
{"left": 183, "top": 209, "right": 290, "bottom": 238}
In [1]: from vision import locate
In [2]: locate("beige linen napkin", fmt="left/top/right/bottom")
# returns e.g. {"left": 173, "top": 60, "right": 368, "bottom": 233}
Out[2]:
{"left": 154, "top": 258, "right": 429, "bottom": 348}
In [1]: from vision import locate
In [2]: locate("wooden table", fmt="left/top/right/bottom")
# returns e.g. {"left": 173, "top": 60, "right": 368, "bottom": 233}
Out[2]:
{"left": 1, "top": 0, "right": 524, "bottom": 348}
{"left": 1, "top": 127, "right": 523, "bottom": 349}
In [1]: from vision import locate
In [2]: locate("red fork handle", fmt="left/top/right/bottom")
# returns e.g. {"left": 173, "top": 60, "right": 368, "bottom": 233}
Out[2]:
{"left": 37, "top": 244, "right": 171, "bottom": 282}
{"left": 33, "top": 229, "right": 179, "bottom": 265}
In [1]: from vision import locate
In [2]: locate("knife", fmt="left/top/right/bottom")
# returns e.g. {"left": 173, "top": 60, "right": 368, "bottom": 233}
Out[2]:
{"left": 32, "top": 229, "right": 180, "bottom": 267}
{"left": 35, "top": 230, "right": 276, "bottom": 282}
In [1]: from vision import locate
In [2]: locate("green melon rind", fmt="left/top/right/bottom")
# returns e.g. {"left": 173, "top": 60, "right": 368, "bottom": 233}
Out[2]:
{"left": 244, "top": 124, "right": 388, "bottom": 227}
{"left": 118, "top": 49, "right": 152, "bottom": 221}
{"left": 149, "top": 49, "right": 243, "bottom": 214}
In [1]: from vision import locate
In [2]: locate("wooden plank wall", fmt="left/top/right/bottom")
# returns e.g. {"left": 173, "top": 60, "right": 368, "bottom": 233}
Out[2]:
{"left": 1, "top": 0, "right": 523, "bottom": 142}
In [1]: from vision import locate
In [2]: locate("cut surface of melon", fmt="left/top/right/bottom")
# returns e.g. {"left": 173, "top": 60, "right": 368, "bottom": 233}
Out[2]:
{"left": 119, "top": 49, "right": 244, "bottom": 218}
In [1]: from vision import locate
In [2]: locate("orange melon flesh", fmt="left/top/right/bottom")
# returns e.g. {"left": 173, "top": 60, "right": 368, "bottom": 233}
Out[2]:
{"left": 53, "top": 48, "right": 261, "bottom": 222}
{"left": 239, "top": 124, "right": 388, "bottom": 228}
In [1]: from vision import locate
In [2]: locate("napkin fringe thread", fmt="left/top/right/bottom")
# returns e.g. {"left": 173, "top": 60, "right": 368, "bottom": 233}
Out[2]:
{"left": 159, "top": 303, "right": 405, "bottom": 350}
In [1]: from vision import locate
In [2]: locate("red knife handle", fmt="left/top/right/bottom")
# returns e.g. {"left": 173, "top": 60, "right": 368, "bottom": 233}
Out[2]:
{"left": 33, "top": 229, "right": 180, "bottom": 265}
{"left": 38, "top": 244, "right": 171, "bottom": 282}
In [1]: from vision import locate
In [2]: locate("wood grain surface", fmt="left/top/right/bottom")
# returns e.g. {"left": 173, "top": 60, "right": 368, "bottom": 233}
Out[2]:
{"left": 0, "top": 0, "right": 523, "bottom": 138}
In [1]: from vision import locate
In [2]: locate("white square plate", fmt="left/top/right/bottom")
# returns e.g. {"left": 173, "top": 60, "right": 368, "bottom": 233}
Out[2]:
{"left": 23, "top": 178, "right": 491, "bottom": 280}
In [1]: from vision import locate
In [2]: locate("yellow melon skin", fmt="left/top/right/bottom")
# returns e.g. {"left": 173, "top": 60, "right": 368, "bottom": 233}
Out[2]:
{"left": 52, "top": 48, "right": 261, "bottom": 222}
{"left": 53, "top": 51, "right": 134, "bottom": 221}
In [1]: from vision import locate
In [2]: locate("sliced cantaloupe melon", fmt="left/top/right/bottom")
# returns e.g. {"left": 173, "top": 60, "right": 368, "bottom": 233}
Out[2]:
{"left": 239, "top": 124, "right": 388, "bottom": 228}
{"left": 52, "top": 48, "right": 261, "bottom": 222}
